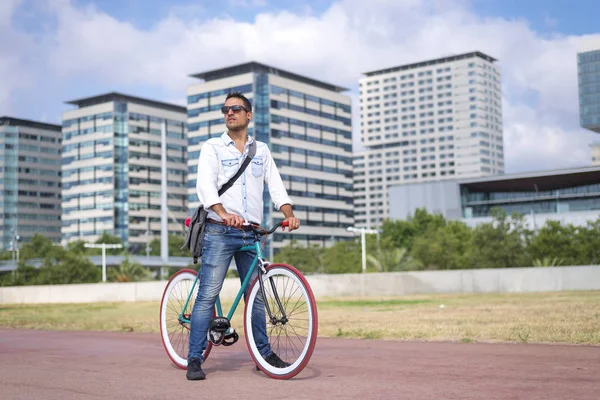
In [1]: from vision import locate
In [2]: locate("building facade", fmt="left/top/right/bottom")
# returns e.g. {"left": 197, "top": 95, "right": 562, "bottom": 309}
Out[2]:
{"left": 578, "top": 38, "right": 600, "bottom": 133}
{"left": 0, "top": 117, "right": 62, "bottom": 250}
{"left": 388, "top": 166, "right": 600, "bottom": 230}
{"left": 61, "top": 93, "right": 188, "bottom": 248}
{"left": 591, "top": 142, "right": 600, "bottom": 165}
{"left": 354, "top": 51, "right": 504, "bottom": 229}
{"left": 186, "top": 62, "right": 354, "bottom": 255}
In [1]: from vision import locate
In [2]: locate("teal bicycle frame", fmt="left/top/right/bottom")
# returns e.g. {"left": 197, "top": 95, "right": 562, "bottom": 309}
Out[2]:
{"left": 178, "top": 241, "right": 262, "bottom": 325}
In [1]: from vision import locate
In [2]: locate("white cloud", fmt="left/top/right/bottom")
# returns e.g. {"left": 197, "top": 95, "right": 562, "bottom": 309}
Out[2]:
{"left": 0, "top": 0, "right": 22, "bottom": 26}
{"left": 5, "top": 0, "right": 600, "bottom": 172}
{"left": 0, "top": 0, "right": 36, "bottom": 115}
{"left": 229, "top": 0, "right": 267, "bottom": 7}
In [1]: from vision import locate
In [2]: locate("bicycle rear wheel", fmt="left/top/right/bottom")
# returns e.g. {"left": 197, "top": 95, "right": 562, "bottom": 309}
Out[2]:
{"left": 244, "top": 264, "right": 318, "bottom": 379}
{"left": 159, "top": 268, "right": 212, "bottom": 369}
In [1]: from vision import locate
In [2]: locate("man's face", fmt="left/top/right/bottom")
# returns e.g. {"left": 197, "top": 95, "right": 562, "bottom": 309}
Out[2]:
{"left": 223, "top": 97, "right": 251, "bottom": 132}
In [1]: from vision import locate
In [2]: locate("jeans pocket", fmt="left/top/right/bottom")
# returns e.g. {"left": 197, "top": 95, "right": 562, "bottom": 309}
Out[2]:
{"left": 251, "top": 158, "right": 263, "bottom": 178}
{"left": 204, "top": 223, "right": 228, "bottom": 235}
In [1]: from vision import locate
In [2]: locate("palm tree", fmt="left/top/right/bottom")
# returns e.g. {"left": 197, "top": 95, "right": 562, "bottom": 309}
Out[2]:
{"left": 109, "top": 256, "right": 153, "bottom": 282}
{"left": 367, "top": 247, "right": 420, "bottom": 272}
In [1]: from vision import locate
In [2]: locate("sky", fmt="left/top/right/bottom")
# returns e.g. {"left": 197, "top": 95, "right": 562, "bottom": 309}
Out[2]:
{"left": 1, "top": 0, "right": 600, "bottom": 174}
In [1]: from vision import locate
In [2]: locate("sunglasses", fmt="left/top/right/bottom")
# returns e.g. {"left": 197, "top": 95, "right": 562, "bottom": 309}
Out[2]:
{"left": 221, "top": 105, "right": 249, "bottom": 114}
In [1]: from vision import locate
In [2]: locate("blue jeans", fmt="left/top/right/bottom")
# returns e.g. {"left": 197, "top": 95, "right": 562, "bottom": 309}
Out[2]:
{"left": 188, "top": 223, "right": 271, "bottom": 362}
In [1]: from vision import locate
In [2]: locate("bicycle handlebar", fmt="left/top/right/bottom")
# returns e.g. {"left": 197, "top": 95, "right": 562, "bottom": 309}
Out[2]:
{"left": 184, "top": 217, "right": 289, "bottom": 235}
{"left": 249, "top": 220, "right": 289, "bottom": 235}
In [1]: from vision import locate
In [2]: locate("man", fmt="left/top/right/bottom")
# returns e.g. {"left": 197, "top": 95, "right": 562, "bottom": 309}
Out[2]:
{"left": 187, "top": 92, "right": 300, "bottom": 380}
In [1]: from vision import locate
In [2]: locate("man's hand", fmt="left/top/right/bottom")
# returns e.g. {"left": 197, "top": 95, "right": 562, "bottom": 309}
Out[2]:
{"left": 279, "top": 204, "right": 300, "bottom": 232}
{"left": 220, "top": 212, "right": 245, "bottom": 229}
{"left": 211, "top": 204, "right": 244, "bottom": 228}
{"left": 282, "top": 217, "right": 301, "bottom": 232}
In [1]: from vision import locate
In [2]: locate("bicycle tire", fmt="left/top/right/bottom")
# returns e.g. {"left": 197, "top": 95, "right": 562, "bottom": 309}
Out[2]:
{"left": 243, "top": 263, "right": 318, "bottom": 380}
{"left": 159, "top": 268, "right": 213, "bottom": 369}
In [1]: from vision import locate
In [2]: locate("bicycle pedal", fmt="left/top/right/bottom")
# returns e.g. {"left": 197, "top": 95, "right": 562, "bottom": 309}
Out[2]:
{"left": 222, "top": 329, "right": 239, "bottom": 346}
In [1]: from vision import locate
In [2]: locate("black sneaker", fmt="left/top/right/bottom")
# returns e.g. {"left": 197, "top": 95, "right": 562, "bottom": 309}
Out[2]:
{"left": 186, "top": 358, "right": 206, "bottom": 380}
{"left": 264, "top": 352, "right": 291, "bottom": 368}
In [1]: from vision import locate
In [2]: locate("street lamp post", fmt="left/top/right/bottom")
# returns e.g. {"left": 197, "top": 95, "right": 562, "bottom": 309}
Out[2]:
{"left": 160, "top": 120, "right": 168, "bottom": 280}
{"left": 347, "top": 226, "right": 379, "bottom": 274}
{"left": 84, "top": 243, "right": 124, "bottom": 283}
{"left": 145, "top": 216, "right": 152, "bottom": 258}
{"left": 10, "top": 229, "right": 20, "bottom": 263}
{"left": 347, "top": 226, "right": 379, "bottom": 297}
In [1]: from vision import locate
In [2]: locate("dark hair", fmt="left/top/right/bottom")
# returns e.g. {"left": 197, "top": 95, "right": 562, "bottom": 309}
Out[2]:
{"left": 225, "top": 92, "right": 252, "bottom": 112}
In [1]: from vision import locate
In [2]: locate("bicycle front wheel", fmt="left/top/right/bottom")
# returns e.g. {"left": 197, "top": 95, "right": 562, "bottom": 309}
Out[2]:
{"left": 159, "top": 268, "right": 212, "bottom": 369}
{"left": 244, "top": 264, "right": 318, "bottom": 379}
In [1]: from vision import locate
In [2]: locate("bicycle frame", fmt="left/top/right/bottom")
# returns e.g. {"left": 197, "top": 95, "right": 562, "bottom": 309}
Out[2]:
{"left": 178, "top": 241, "right": 263, "bottom": 325}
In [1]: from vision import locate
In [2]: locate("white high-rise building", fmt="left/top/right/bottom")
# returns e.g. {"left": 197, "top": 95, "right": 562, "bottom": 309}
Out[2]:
{"left": 354, "top": 51, "right": 504, "bottom": 229}
{"left": 186, "top": 62, "right": 354, "bottom": 256}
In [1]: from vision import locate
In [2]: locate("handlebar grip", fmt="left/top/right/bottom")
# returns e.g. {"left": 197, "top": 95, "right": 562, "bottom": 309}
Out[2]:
{"left": 281, "top": 220, "right": 289, "bottom": 228}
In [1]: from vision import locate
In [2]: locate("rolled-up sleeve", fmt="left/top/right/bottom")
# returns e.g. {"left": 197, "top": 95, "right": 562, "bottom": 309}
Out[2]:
{"left": 196, "top": 143, "right": 221, "bottom": 210}
{"left": 264, "top": 147, "right": 293, "bottom": 210}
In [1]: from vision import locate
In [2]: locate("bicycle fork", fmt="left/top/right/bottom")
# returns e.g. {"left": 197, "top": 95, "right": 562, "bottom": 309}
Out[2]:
{"left": 257, "top": 261, "right": 288, "bottom": 326}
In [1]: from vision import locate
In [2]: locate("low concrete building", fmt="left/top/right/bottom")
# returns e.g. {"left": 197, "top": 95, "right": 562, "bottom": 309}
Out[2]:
{"left": 591, "top": 142, "right": 600, "bottom": 166}
{"left": 388, "top": 166, "right": 600, "bottom": 229}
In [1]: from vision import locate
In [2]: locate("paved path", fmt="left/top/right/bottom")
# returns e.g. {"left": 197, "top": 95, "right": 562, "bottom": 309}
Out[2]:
{"left": 0, "top": 329, "right": 598, "bottom": 399}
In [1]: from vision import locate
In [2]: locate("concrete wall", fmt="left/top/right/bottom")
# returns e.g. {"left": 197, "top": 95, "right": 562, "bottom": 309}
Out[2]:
{"left": 1, "top": 266, "right": 599, "bottom": 305}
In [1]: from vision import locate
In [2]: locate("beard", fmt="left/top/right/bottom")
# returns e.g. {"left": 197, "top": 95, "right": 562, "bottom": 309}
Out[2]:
{"left": 227, "top": 119, "right": 249, "bottom": 132}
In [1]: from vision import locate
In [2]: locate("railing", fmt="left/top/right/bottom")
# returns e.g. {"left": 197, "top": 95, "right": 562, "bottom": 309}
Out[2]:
{"left": 0, "top": 255, "right": 194, "bottom": 272}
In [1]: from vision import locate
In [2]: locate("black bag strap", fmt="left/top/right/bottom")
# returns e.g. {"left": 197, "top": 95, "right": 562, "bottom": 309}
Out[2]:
{"left": 218, "top": 139, "right": 256, "bottom": 196}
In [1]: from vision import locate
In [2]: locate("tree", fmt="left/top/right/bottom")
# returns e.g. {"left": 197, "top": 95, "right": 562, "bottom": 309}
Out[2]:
{"left": 65, "top": 240, "right": 89, "bottom": 255}
{"left": 91, "top": 232, "right": 125, "bottom": 256}
{"left": 321, "top": 240, "right": 362, "bottom": 274}
{"left": 527, "top": 220, "right": 577, "bottom": 266}
{"left": 149, "top": 234, "right": 190, "bottom": 257}
{"left": 410, "top": 220, "right": 474, "bottom": 270}
{"left": 273, "top": 240, "right": 324, "bottom": 274}
{"left": 5, "top": 235, "right": 100, "bottom": 285}
{"left": 109, "top": 256, "right": 153, "bottom": 282}
{"left": 0, "top": 250, "right": 12, "bottom": 260}
{"left": 35, "top": 250, "right": 100, "bottom": 284}
{"left": 575, "top": 217, "right": 600, "bottom": 265}
{"left": 0, "top": 264, "right": 40, "bottom": 286}
{"left": 366, "top": 245, "right": 421, "bottom": 272}
{"left": 19, "top": 234, "right": 59, "bottom": 261}
{"left": 95, "top": 232, "right": 124, "bottom": 245}
{"left": 470, "top": 208, "right": 532, "bottom": 269}
{"left": 380, "top": 208, "right": 446, "bottom": 252}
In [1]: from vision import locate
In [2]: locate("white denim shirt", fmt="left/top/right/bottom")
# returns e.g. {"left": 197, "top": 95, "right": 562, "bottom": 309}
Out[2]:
{"left": 196, "top": 132, "right": 293, "bottom": 224}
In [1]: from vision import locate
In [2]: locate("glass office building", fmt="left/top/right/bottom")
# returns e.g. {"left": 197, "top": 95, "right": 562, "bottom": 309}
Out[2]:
{"left": 0, "top": 117, "right": 62, "bottom": 250}
{"left": 187, "top": 62, "right": 354, "bottom": 256}
{"left": 61, "top": 93, "right": 187, "bottom": 248}
{"left": 578, "top": 46, "right": 600, "bottom": 133}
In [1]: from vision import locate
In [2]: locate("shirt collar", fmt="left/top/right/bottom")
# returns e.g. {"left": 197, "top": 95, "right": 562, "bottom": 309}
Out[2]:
{"left": 221, "top": 131, "right": 255, "bottom": 149}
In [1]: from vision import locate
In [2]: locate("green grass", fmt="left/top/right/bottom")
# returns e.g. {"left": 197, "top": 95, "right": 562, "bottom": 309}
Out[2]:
{"left": 318, "top": 299, "right": 431, "bottom": 307}
{"left": 1, "top": 291, "right": 599, "bottom": 345}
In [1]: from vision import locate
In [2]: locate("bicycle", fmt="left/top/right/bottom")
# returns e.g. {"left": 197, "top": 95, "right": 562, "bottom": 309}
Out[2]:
{"left": 159, "top": 220, "right": 318, "bottom": 380}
